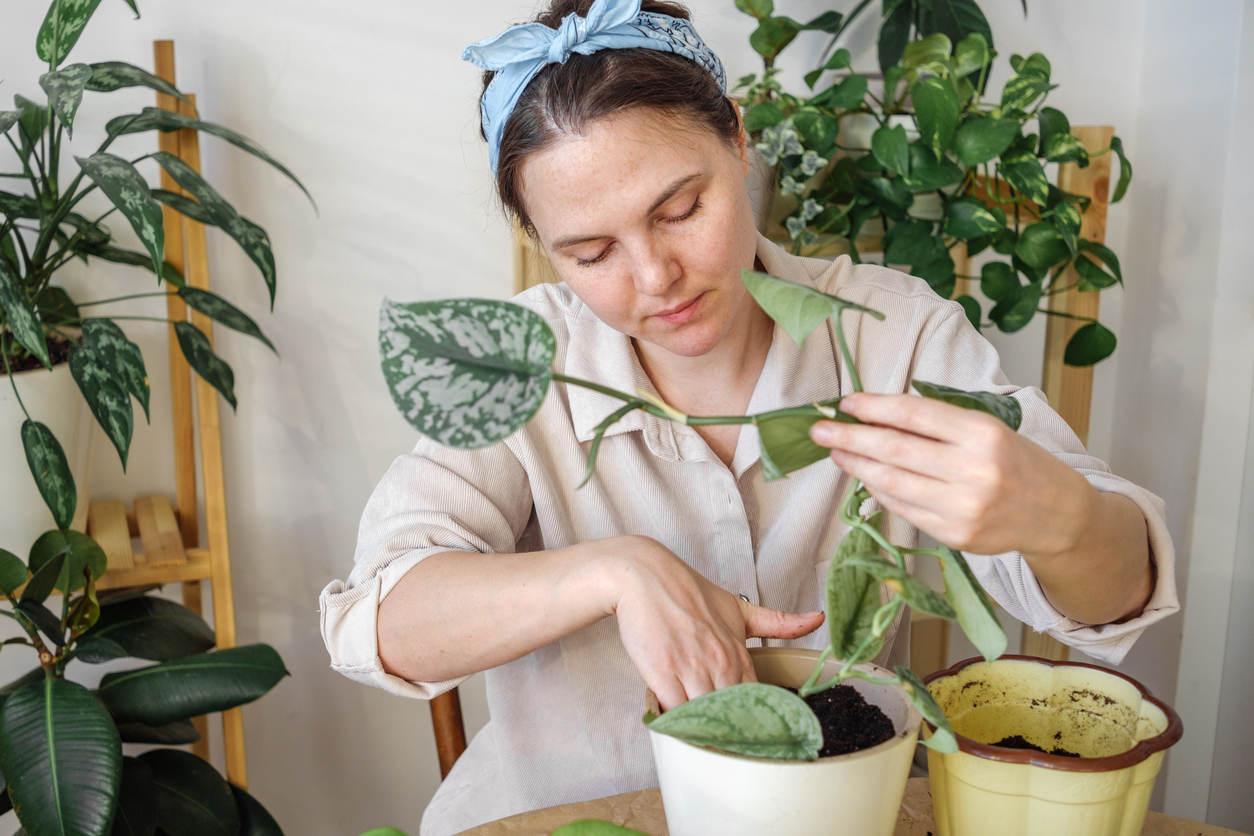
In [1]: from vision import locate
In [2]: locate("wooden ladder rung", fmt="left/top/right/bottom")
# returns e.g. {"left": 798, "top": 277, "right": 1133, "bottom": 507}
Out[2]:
{"left": 87, "top": 500, "right": 134, "bottom": 572}
{"left": 135, "top": 495, "right": 187, "bottom": 568}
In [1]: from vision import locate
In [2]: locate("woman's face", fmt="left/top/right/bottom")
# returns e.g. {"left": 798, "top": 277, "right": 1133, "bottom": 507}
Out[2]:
{"left": 520, "top": 108, "right": 760, "bottom": 359}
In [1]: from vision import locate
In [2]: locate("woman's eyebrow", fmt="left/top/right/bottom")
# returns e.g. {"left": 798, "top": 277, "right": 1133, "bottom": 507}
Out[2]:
{"left": 550, "top": 173, "right": 703, "bottom": 250}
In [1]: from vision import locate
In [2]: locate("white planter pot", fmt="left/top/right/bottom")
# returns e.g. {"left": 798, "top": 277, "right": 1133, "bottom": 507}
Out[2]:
{"left": 0, "top": 361, "right": 93, "bottom": 556}
{"left": 647, "top": 647, "right": 921, "bottom": 836}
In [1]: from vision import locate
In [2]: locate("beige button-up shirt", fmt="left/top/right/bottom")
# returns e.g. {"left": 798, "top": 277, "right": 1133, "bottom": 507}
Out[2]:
{"left": 319, "top": 235, "right": 1178, "bottom": 836}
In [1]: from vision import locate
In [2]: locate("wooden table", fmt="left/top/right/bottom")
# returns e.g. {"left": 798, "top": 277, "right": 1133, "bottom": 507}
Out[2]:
{"left": 458, "top": 778, "right": 1250, "bottom": 836}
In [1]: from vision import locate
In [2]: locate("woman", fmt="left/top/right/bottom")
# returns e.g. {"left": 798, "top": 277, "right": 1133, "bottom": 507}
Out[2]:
{"left": 320, "top": 2, "right": 1177, "bottom": 833}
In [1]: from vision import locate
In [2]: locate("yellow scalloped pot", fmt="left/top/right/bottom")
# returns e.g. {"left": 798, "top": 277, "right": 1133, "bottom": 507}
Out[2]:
{"left": 923, "top": 656, "right": 1183, "bottom": 836}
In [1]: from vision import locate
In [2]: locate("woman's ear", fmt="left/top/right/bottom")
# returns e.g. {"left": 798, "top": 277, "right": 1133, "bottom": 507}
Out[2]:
{"left": 730, "top": 98, "right": 751, "bottom": 178}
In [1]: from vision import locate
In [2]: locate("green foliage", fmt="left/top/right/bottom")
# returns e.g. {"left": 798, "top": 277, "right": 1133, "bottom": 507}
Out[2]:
{"left": 550, "top": 822, "right": 650, "bottom": 836}
{"left": 645, "top": 682, "right": 822, "bottom": 760}
{"left": 911, "top": 380, "right": 1022, "bottom": 430}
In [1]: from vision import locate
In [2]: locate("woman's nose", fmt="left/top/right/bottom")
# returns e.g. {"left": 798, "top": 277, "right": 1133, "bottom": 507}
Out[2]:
{"left": 631, "top": 240, "right": 682, "bottom": 297}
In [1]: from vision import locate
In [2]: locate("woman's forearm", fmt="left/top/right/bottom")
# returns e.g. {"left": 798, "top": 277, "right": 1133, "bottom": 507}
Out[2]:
{"left": 376, "top": 539, "right": 626, "bottom": 682}
{"left": 1022, "top": 489, "right": 1154, "bottom": 626}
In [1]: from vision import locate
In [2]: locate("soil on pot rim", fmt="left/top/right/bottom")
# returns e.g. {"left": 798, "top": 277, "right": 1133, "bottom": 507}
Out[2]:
{"left": 4, "top": 332, "right": 74, "bottom": 373}
{"left": 993, "top": 734, "right": 1081, "bottom": 758}
{"left": 790, "top": 685, "right": 895, "bottom": 757}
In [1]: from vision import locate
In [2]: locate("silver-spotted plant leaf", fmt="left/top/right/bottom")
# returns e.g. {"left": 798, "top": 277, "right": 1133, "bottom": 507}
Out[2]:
{"left": 645, "top": 682, "right": 821, "bottom": 760}
{"left": 912, "top": 379, "right": 1022, "bottom": 431}
{"left": 896, "top": 666, "right": 957, "bottom": 752}
{"left": 84, "top": 61, "right": 191, "bottom": 107}
{"left": 107, "top": 108, "right": 315, "bottom": 210}
{"left": 755, "top": 399, "right": 855, "bottom": 482}
{"left": 937, "top": 546, "right": 1006, "bottom": 662}
{"left": 151, "top": 188, "right": 214, "bottom": 225}
{"left": 75, "top": 153, "right": 164, "bottom": 279}
{"left": 83, "top": 318, "right": 150, "bottom": 421}
{"left": 76, "top": 240, "right": 183, "bottom": 285}
{"left": 843, "top": 554, "right": 956, "bottom": 620}
{"left": 36, "top": 0, "right": 106, "bottom": 65}
{"left": 740, "top": 269, "right": 884, "bottom": 348}
{"left": 379, "top": 298, "right": 556, "bottom": 450}
{"left": 152, "top": 152, "right": 278, "bottom": 306}
{"left": 0, "top": 111, "right": 20, "bottom": 136}
{"left": 21, "top": 420, "right": 76, "bottom": 529}
{"left": 39, "top": 63, "right": 93, "bottom": 136}
{"left": 69, "top": 343, "right": 134, "bottom": 467}
{"left": 827, "top": 511, "right": 885, "bottom": 663}
{"left": 174, "top": 321, "right": 236, "bottom": 410}
{"left": 0, "top": 257, "right": 51, "bottom": 369}
{"left": 177, "top": 287, "right": 275, "bottom": 353}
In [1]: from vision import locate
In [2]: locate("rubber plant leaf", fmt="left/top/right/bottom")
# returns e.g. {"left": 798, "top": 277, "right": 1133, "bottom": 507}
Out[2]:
{"left": 896, "top": 666, "right": 958, "bottom": 752}
{"left": 83, "top": 318, "right": 150, "bottom": 421}
{"left": 0, "top": 551, "right": 28, "bottom": 597}
{"left": 36, "top": 0, "right": 106, "bottom": 66}
{"left": 111, "top": 756, "right": 157, "bottom": 836}
{"left": 21, "top": 420, "right": 76, "bottom": 529}
{"left": 174, "top": 321, "right": 237, "bottom": 410}
{"left": 117, "top": 718, "right": 201, "bottom": 745}
{"left": 844, "top": 554, "right": 956, "bottom": 620}
{"left": 75, "top": 153, "right": 164, "bottom": 279}
{"left": 755, "top": 399, "right": 855, "bottom": 482}
{"left": 379, "top": 298, "right": 556, "bottom": 450}
{"left": 177, "top": 286, "right": 276, "bottom": 353}
{"left": 937, "top": 546, "right": 1006, "bottom": 662}
{"left": 28, "top": 529, "right": 106, "bottom": 594}
{"left": 930, "top": 0, "right": 993, "bottom": 54}
{"left": 827, "top": 511, "right": 887, "bottom": 663}
{"left": 152, "top": 152, "right": 278, "bottom": 307}
{"left": 84, "top": 61, "right": 191, "bottom": 108}
{"left": 232, "top": 784, "right": 284, "bottom": 836}
{"left": 911, "top": 380, "right": 1022, "bottom": 431}
{"left": 39, "top": 63, "right": 94, "bottom": 136}
{"left": 739, "top": 269, "right": 883, "bottom": 348}
{"left": 106, "top": 108, "right": 315, "bottom": 210}
{"left": 0, "top": 677, "right": 122, "bottom": 836}
{"left": 82, "top": 594, "right": 215, "bottom": 662}
{"left": 69, "top": 341, "right": 135, "bottom": 466}
{"left": 551, "top": 823, "right": 651, "bottom": 836}
{"left": 19, "top": 552, "right": 65, "bottom": 605}
{"left": 0, "top": 257, "right": 51, "bottom": 369}
{"left": 139, "top": 748, "right": 239, "bottom": 836}
{"left": 646, "top": 682, "right": 822, "bottom": 760}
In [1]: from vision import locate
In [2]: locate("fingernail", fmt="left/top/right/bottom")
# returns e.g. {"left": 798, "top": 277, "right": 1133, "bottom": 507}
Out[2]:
{"left": 810, "top": 422, "right": 833, "bottom": 444}
{"left": 801, "top": 610, "right": 823, "bottom": 618}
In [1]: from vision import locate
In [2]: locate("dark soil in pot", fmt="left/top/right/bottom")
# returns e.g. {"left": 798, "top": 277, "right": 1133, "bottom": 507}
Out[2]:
{"left": 4, "top": 333, "right": 74, "bottom": 373}
{"left": 993, "top": 734, "right": 1081, "bottom": 758}
{"left": 791, "top": 685, "right": 895, "bottom": 757}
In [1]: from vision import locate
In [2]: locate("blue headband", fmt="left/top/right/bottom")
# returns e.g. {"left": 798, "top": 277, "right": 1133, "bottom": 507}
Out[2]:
{"left": 463, "top": 0, "right": 728, "bottom": 176}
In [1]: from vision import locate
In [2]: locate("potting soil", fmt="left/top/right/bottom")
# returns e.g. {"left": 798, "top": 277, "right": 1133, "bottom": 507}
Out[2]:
{"left": 993, "top": 734, "right": 1081, "bottom": 758}
{"left": 792, "top": 685, "right": 895, "bottom": 757}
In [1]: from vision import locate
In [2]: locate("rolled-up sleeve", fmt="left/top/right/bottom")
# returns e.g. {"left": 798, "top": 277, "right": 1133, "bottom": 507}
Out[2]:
{"left": 319, "top": 436, "right": 533, "bottom": 698}
{"left": 912, "top": 304, "right": 1179, "bottom": 664}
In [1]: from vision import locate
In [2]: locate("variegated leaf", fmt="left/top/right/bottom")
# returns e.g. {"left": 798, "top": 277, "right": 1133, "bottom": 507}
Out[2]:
{"left": 379, "top": 298, "right": 556, "bottom": 449}
{"left": 84, "top": 61, "right": 189, "bottom": 107}
{"left": 119, "top": 0, "right": 139, "bottom": 14}
{"left": 83, "top": 318, "right": 150, "bottom": 421}
{"left": 152, "top": 153, "right": 277, "bottom": 305}
{"left": 0, "top": 256, "right": 50, "bottom": 369}
{"left": 36, "top": 0, "right": 106, "bottom": 66}
{"left": 645, "top": 682, "right": 821, "bottom": 760}
{"left": 912, "top": 380, "right": 1022, "bottom": 431}
{"left": 107, "top": 108, "right": 315, "bottom": 210}
{"left": 75, "top": 153, "right": 164, "bottom": 280}
{"left": 150, "top": 188, "right": 213, "bottom": 225}
{"left": 828, "top": 512, "right": 886, "bottom": 663}
{"left": 14, "top": 96, "right": 48, "bottom": 161}
{"left": 21, "top": 420, "right": 76, "bottom": 529}
{"left": 39, "top": 63, "right": 93, "bottom": 136}
{"left": 69, "top": 343, "right": 134, "bottom": 467}
{"left": 0, "top": 111, "right": 20, "bottom": 136}
{"left": 177, "top": 287, "right": 275, "bottom": 353}
{"left": 77, "top": 241, "right": 182, "bottom": 285}
{"left": 174, "top": 321, "right": 236, "bottom": 409}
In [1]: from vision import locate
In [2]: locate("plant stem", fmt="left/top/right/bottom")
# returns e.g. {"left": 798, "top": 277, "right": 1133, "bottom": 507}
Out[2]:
{"left": 1, "top": 334, "right": 32, "bottom": 421}
{"left": 76, "top": 292, "right": 175, "bottom": 308}
{"left": 1035, "top": 308, "right": 1095, "bottom": 323}
{"left": 832, "top": 307, "right": 863, "bottom": 393}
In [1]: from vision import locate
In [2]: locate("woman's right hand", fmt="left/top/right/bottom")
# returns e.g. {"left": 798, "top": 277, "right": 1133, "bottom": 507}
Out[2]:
{"left": 600, "top": 535, "right": 825, "bottom": 711}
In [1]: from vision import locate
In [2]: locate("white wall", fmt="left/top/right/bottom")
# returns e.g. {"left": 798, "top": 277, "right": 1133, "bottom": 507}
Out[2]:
{"left": 0, "top": 0, "right": 1246, "bottom": 832}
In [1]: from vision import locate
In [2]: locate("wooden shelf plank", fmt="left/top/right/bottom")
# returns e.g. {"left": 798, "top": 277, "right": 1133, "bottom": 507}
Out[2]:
{"left": 87, "top": 501, "right": 134, "bottom": 572}
{"left": 94, "top": 548, "right": 211, "bottom": 591}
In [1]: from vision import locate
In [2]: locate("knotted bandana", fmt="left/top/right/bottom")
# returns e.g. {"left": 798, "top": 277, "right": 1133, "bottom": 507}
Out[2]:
{"left": 463, "top": 0, "right": 727, "bottom": 176}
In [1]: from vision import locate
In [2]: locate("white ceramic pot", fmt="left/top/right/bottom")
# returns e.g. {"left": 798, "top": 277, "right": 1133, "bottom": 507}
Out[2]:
{"left": 647, "top": 647, "right": 921, "bottom": 836}
{"left": 0, "top": 361, "right": 93, "bottom": 556}
{"left": 923, "top": 656, "right": 1183, "bottom": 836}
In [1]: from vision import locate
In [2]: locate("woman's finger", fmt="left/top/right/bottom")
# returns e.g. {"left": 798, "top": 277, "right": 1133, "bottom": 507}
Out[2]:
{"left": 829, "top": 448, "right": 948, "bottom": 509}
{"left": 679, "top": 667, "right": 718, "bottom": 704}
{"left": 651, "top": 674, "right": 690, "bottom": 713}
{"left": 811, "top": 420, "right": 960, "bottom": 481}
{"left": 742, "top": 602, "right": 825, "bottom": 640}
{"left": 838, "top": 392, "right": 996, "bottom": 444}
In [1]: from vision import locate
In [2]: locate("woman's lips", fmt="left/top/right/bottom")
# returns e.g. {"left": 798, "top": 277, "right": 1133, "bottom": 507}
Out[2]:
{"left": 654, "top": 293, "right": 704, "bottom": 325}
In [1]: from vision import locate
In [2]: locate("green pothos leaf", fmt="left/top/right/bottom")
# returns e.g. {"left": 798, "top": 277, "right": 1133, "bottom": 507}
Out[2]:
{"left": 21, "top": 421, "right": 76, "bottom": 529}
{"left": 83, "top": 318, "right": 150, "bottom": 421}
{"left": 896, "top": 666, "right": 957, "bottom": 752}
{"left": 937, "top": 546, "right": 1006, "bottom": 662}
{"left": 39, "top": 64, "right": 94, "bottom": 136}
{"left": 1109, "top": 136, "right": 1132, "bottom": 202}
{"left": 69, "top": 342, "right": 134, "bottom": 467}
{"left": 174, "top": 321, "right": 237, "bottom": 410}
{"left": 379, "top": 298, "right": 556, "bottom": 450}
{"left": 739, "top": 269, "right": 883, "bottom": 348}
{"left": 755, "top": 399, "right": 855, "bottom": 482}
{"left": 75, "top": 153, "right": 164, "bottom": 280}
{"left": 911, "top": 380, "right": 1022, "bottom": 431}
{"left": 36, "top": 0, "right": 106, "bottom": 65}
{"left": 646, "top": 682, "right": 821, "bottom": 760}
{"left": 827, "top": 512, "right": 885, "bottom": 663}
{"left": 0, "top": 256, "right": 51, "bottom": 369}
{"left": 844, "top": 554, "right": 956, "bottom": 620}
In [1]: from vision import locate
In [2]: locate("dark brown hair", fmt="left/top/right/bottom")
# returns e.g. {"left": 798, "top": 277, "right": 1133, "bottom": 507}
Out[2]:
{"left": 481, "top": 0, "right": 740, "bottom": 234}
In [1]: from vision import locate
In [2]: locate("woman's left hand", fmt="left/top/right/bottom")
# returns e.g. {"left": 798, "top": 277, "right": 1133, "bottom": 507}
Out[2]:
{"left": 808, "top": 392, "right": 1095, "bottom": 559}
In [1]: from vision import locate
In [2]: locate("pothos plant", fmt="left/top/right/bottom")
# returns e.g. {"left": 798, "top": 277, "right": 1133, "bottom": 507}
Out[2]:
{"left": 2, "top": 0, "right": 313, "bottom": 538}
{"left": 0, "top": 539, "right": 289, "bottom": 836}
{"left": 378, "top": 268, "right": 1016, "bottom": 760}
{"left": 733, "top": 0, "right": 1131, "bottom": 367}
